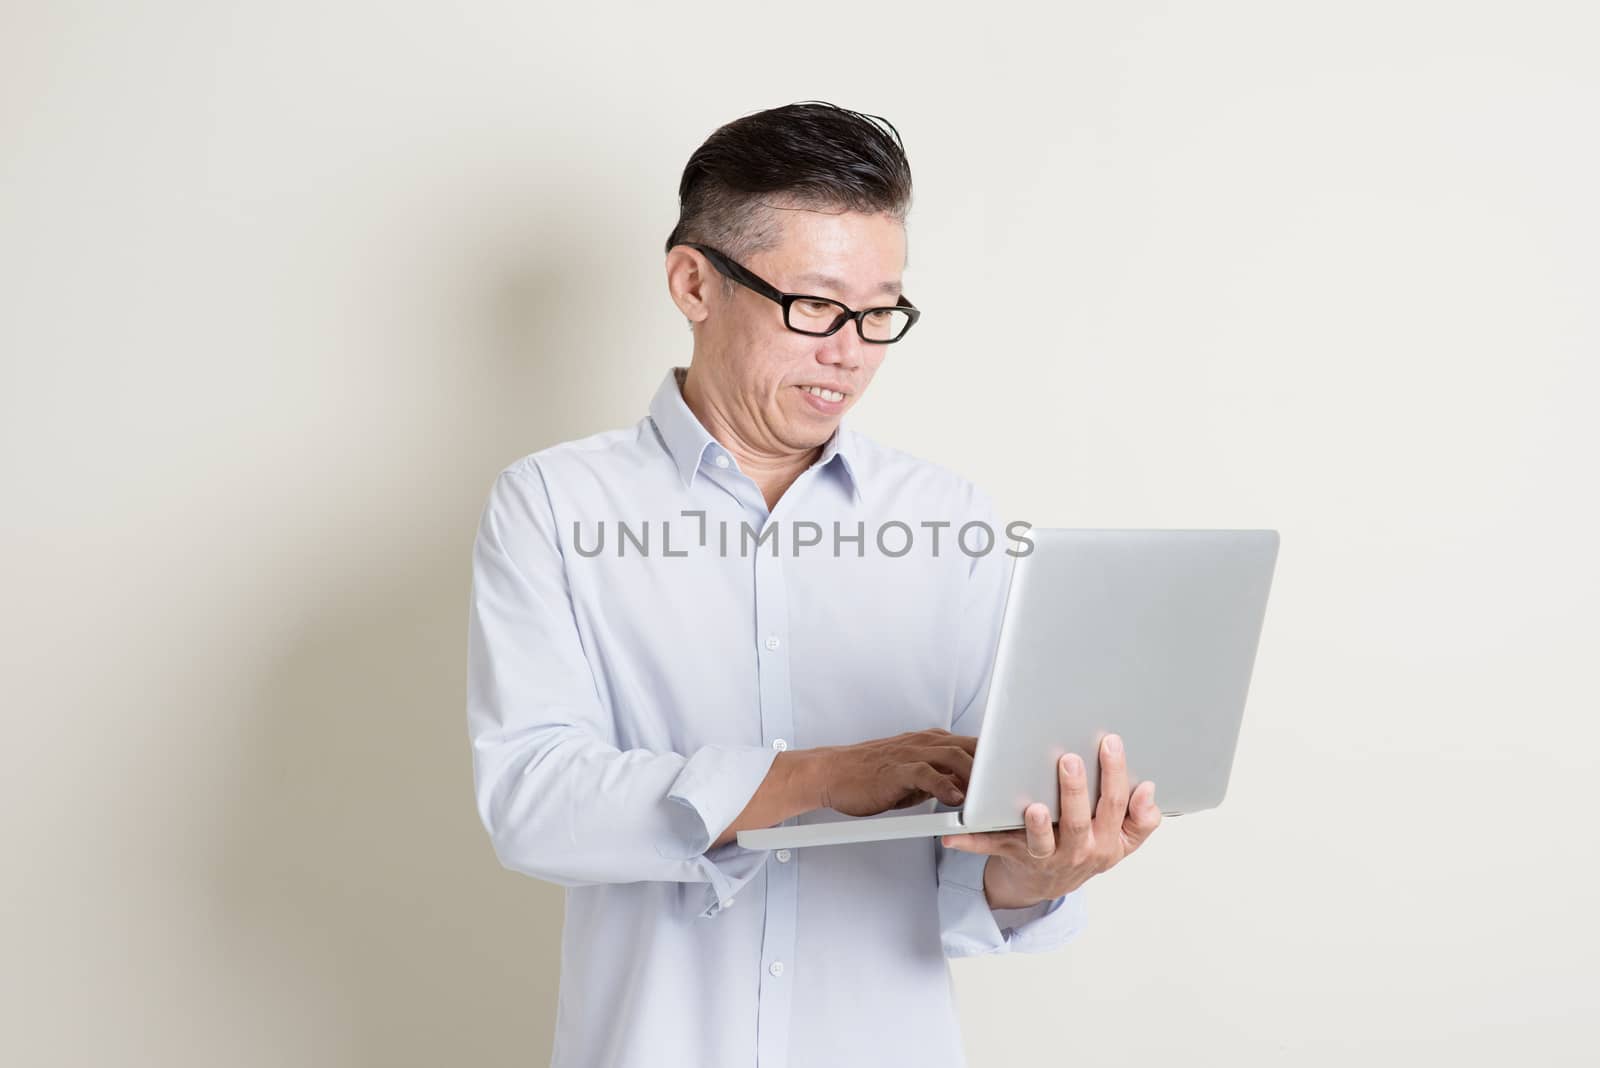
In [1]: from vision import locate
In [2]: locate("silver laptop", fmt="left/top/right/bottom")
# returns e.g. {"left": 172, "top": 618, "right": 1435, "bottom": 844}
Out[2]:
{"left": 736, "top": 528, "right": 1280, "bottom": 850}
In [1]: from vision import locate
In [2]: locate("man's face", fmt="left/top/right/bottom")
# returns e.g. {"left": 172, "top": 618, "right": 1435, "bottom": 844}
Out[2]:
{"left": 696, "top": 207, "right": 906, "bottom": 455}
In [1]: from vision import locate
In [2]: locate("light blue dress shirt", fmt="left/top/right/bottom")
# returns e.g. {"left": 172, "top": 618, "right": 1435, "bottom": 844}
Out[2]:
{"left": 466, "top": 366, "right": 1087, "bottom": 1068}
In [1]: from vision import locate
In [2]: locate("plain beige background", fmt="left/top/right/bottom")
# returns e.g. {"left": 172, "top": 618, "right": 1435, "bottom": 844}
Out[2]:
{"left": 3, "top": 1, "right": 1596, "bottom": 1065}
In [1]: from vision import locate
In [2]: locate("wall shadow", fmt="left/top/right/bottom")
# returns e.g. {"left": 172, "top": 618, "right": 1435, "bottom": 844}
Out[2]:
{"left": 209, "top": 233, "right": 624, "bottom": 1065}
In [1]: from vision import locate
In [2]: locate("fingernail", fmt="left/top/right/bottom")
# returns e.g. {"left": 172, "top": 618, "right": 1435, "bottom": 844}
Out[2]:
{"left": 1062, "top": 754, "right": 1083, "bottom": 775}
{"left": 1105, "top": 734, "right": 1122, "bottom": 756}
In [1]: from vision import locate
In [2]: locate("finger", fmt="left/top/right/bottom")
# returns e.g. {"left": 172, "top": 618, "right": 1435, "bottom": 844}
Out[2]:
{"left": 1120, "top": 781, "right": 1163, "bottom": 854}
{"left": 1058, "top": 753, "right": 1093, "bottom": 849}
{"left": 890, "top": 790, "right": 932, "bottom": 810}
{"left": 1022, "top": 802, "right": 1055, "bottom": 860}
{"left": 908, "top": 762, "right": 965, "bottom": 806}
{"left": 912, "top": 729, "right": 977, "bottom": 759}
{"left": 1092, "top": 733, "right": 1131, "bottom": 839}
{"left": 924, "top": 744, "right": 975, "bottom": 784}
{"left": 941, "top": 829, "right": 1028, "bottom": 856}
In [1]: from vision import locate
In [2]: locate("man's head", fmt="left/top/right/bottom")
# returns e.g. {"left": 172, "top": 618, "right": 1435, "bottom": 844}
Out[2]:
{"left": 664, "top": 102, "right": 913, "bottom": 462}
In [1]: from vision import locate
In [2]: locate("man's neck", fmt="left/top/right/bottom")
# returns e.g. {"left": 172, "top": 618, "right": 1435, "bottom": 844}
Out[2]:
{"left": 678, "top": 365, "right": 823, "bottom": 511}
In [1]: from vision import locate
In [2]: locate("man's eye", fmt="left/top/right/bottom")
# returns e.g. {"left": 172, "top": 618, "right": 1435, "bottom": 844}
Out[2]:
{"left": 799, "top": 300, "right": 835, "bottom": 313}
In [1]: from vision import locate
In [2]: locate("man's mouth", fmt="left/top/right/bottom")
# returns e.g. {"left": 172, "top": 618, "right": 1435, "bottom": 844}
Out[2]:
{"left": 797, "top": 385, "right": 846, "bottom": 403}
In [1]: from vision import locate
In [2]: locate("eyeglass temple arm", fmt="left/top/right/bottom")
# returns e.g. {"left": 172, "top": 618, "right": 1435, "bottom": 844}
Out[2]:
{"left": 682, "top": 242, "right": 785, "bottom": 303}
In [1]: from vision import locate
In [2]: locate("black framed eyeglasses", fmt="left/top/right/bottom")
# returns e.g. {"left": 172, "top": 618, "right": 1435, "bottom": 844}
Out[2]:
{"left": 676, "top": 242, "right": 921, "bottom": 344}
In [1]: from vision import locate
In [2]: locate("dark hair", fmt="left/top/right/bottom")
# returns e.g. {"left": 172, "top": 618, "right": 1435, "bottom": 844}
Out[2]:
{"left": 664, "top": 101, "right": 913, "bottom": 287}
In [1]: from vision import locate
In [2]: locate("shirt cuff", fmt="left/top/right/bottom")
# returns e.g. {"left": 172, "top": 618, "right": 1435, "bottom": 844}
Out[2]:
{"left": 658, "top": 743, "right": 780, "bottom": 919}
{"left": 938, "top": 848, "right": 1089, "bottom": 957}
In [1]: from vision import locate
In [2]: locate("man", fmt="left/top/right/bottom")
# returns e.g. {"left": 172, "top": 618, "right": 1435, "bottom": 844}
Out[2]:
{"left": 466, "top": 101, "right": 1162, "bottom": 1068}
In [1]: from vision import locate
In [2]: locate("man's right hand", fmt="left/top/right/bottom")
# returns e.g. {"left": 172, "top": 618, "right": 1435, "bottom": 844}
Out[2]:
{"left": 808, "top": 728, "right": 977, "bottom": 816}
{"left": 713, "top": 728, "right": 979, "bottom": 849}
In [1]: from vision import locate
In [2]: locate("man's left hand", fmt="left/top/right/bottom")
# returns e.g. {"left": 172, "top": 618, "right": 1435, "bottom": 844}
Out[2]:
{"left": 940, "top": 733, "right": 1162, "bottom": 908}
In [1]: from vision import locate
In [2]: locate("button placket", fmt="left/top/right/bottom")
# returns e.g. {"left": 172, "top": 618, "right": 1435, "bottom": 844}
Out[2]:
{"left": 753, "top": 515, "right": 796, "bottom": 1068}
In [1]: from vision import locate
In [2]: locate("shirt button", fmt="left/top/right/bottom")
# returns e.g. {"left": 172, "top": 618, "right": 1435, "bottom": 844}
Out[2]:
{"left": 769, "top": 961, "right": 785, "bottom": 977}
{"left": 713, "top": 455, "right": 730, "bottom": 468}
{"left": 720, "top": 897, "right": 734, "bottom": 909}
{"left": 764, "top": 635, "right": 781, "bottom": 651}
{"left": 771, "top": 738, "right": 788, "bottom": 751}
{"left": 775, "top": 849, "right": 792, "bottom": 863}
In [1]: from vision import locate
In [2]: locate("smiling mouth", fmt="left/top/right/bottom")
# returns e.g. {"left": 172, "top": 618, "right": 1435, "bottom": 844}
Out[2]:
{"left": 797, "top": 385, "right": 846, "bottom": 403}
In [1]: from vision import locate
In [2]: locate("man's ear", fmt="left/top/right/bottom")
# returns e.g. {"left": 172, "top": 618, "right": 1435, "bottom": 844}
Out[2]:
{"left": 665, "top": 247, "right": 712, "bottom": 326}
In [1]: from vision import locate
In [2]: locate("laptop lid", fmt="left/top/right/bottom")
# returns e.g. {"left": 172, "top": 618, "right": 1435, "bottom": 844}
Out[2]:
{"left": 958, "top": 528, "right": 1279, "bottom": 827}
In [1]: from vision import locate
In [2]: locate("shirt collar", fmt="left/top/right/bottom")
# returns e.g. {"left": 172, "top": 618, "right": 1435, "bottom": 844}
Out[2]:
{"left": 648, "top": 366, "right": 863, "bottom": 503}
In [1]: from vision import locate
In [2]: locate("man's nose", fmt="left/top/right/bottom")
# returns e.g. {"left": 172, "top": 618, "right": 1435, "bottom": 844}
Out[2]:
{"left": 816, "top": 322, "right": 866, "bottom": 369}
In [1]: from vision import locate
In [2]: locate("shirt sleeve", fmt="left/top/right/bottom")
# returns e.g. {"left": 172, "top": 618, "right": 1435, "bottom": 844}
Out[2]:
{"left": 935, "top": 485, "right": 1089, "bottom": 957}
{"left": 938, "top": 847, "right": 1089, "bottom": 957}
{"left": 466, "top": 462, "right": 776, "bottom": 919}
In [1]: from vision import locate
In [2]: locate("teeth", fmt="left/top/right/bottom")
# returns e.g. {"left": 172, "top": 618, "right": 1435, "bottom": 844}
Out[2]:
{"left": 803, "top": 386, "right": 844, "bottom": 402}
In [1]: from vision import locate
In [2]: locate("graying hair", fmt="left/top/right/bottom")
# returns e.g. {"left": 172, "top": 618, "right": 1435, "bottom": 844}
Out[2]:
{"left": 665, "top": 101, "right": 913, "bottom": 297}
